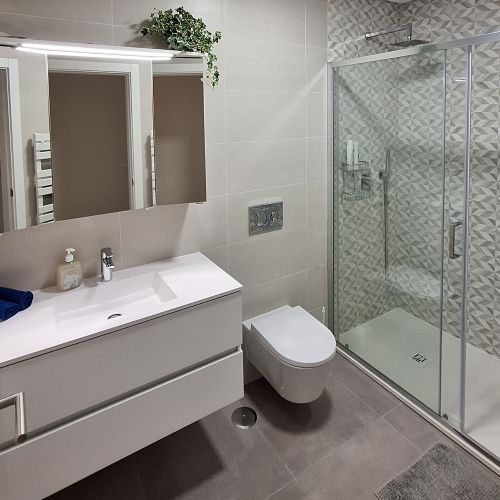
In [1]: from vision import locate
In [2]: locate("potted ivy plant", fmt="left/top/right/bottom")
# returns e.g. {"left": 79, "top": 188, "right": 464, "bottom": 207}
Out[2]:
{"left": 141, "top": 6, "right": 222, "bottom": 88}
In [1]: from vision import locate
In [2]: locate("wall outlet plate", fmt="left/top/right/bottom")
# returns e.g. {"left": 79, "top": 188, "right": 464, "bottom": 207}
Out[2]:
{"left": 248, "top": 201, "right": 283, "bottom": 236}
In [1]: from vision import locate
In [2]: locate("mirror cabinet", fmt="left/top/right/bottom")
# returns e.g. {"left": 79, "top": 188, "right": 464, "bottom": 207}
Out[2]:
{"left": 0, "top": 38, "right": 207, "bottom": 234}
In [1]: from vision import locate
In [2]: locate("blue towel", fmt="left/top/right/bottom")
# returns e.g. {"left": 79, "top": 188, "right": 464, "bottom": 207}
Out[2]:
{"left": 0, "top": 287, "right": 33, "bottom": 311}
{"left": 0, "top": 300, "right": 20, "bottom": 321}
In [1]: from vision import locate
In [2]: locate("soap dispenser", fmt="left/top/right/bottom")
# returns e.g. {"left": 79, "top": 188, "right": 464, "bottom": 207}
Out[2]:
{"left": 57, "top": 248, "right": 83, "bottom": 291}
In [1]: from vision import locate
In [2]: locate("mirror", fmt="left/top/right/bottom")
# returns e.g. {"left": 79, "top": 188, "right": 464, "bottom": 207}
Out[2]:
{"left": 152, "top": 60, "right": 206, "bottom": 205}
{"left": 0, "top": 38, "right": 207, "bottom": 233}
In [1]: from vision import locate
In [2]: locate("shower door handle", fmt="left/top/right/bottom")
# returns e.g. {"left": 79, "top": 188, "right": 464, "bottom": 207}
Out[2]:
{"left": 449, "top": 221, "right": 462, "bottom": 259}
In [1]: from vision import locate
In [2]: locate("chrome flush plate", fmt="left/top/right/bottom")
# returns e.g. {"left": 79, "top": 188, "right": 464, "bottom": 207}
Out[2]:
{"left": 248, "top": 201, "right": 283, "bottom": 236}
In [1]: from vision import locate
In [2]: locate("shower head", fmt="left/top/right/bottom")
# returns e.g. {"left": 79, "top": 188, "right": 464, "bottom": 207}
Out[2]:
{"left": 390, "top": 39, "right": 430, "bottom": 48}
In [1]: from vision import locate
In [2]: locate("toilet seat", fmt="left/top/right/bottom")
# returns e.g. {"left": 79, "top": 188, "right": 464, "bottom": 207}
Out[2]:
{"left": 250, "top": 306, "right": 336, "bottom": 368}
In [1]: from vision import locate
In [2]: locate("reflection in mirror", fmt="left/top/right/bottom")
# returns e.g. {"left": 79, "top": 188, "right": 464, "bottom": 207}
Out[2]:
{"left": 152, "top": 60, "right": 206, "bottom": 205}
{"left": 0, "top": 56, "right": 25, "bottom": 233}
{"left": 0, "top": 39, "right": 209, "bottom": 234}
{"left": 48, "top": 71, "right": 130, "bottom": 220}
{"left": 0, "top": 69, "right": 8, "bottom": 233}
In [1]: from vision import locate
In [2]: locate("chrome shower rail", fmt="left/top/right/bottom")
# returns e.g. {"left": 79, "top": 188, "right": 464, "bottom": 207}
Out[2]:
{"left": 330, "top": 29, "right": 500, "bottom": 68}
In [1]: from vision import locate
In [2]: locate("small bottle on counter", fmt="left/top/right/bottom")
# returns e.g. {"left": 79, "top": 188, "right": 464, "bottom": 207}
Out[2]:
{"left": 57, "top": 248, "right": 83, "bottom": 291}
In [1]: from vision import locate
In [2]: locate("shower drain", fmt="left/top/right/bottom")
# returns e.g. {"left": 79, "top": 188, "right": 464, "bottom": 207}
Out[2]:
{"left": 411, "top": 353, "right": 430, "bottom": 367}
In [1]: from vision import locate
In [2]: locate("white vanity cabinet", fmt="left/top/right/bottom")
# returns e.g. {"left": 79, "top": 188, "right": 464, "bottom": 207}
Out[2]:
{"left": 0, "top": 253, "right": 243, "bottom": 500}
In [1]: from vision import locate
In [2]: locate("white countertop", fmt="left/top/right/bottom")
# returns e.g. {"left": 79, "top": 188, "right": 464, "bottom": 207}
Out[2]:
{"left": 0, "top": 252, "right": 242, "bottom": 368}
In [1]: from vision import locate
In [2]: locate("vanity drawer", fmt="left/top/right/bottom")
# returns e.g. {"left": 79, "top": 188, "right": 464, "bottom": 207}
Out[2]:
{"left": 0, "top": 292, "right": 241, "bottom": 435}
{"left": 0, "top": 349, "right": 243, "bottom": 500}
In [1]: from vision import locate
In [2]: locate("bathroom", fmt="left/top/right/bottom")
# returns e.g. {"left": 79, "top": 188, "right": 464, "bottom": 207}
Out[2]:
{"left": 0, "top": 0, "right": 499, "bottom": 498}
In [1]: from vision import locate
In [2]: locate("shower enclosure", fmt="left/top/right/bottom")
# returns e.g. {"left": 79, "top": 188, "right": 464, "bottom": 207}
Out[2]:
{"left": 330, "top": 32, "right": 500, "bottom": 466}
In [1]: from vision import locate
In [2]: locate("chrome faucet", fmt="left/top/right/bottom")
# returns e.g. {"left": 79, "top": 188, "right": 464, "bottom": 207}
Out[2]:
{"left": 100, "top": 247, "right": 115, "bottom": 282}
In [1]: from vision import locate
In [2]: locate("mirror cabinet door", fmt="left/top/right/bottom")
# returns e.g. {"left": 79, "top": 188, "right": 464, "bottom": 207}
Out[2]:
{"left": 0, "top": 43, "right": 207, "bottom": 235}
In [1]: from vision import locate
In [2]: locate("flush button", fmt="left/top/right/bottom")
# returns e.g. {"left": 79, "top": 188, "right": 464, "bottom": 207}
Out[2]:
{"left": 249, "top": 201, "right": 283, "bottom": 236}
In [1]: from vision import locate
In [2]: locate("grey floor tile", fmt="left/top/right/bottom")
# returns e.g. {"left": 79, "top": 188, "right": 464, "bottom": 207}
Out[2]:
{"left": 242, "top": 376, "right": 379, "bottom": 475}
{"left": 134, "top": 402, "right": 292, "bottom": 500}
{"left": 293, "top": 418, "right": 421, "bottom": 500}
{"left": 47, "top": 454, "right": 146, "bottom": 500}
{"left": 383, "top": 402, "right": 447, "bottom": 452}
{"left": 266, "top": 479, "right": 307, "bottom": 500}
{"left": 331, "top": 354, "right": 401, "bottom": 416}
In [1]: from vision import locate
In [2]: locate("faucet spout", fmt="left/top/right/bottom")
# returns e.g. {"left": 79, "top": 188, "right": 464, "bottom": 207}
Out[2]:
{"left": 100, "top": 247, "right": 115, "bottom": 282}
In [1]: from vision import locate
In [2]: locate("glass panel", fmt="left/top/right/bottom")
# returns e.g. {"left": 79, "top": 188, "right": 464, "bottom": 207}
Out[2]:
{"left": 440, "top": 46, "right": 468, "bottom": 433}
{"left": 462, "top": 40, "right": 500, "bottom": 460}
{"left": 334, "top": 50, "right": 446, "bottom": 413}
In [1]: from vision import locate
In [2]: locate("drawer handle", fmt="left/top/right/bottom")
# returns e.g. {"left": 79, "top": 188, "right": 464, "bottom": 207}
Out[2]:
{"left": 0, "top": 392, "right": 27, "bottom": 443}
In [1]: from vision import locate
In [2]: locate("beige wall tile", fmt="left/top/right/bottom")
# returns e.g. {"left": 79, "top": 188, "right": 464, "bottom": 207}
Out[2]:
{"left": 307, "top": 137, "right": 327, "bottom": 182}
{"left": 306, "top": 47, "right": 327, "bottom": 93}
{"left": 307, "top": 180, "right": 327, "bottom": 225}
{"left": 112, "top": 0, "right": 223, "bottom": 33}
{"left": 0, "top": 14, "right": 113, "bottom": 44}
{"left": 224, "top": 0, "right": 305, "bottom": 45}
{"left": 227, "top": 138, "right": 306, "bottom": 194}
{"left": 307, "top": 265, "right": 327, "bottom": 310}
{"left": 205, "top": 143, "right": 227, "bottom": 197}
{"left": 228, "top": 183, "right": 307, "bottom": 244}
{"left": 0, "top": 0, "right": 113, "bottom": 24}
{"left": 228, "top": 229, "right": 307, "bottom": 288}
{"left": 0, "top": 213, "right": 120, "bottom": 290}
{"left": 242, "top": 271, "right": 307, "bottom": 320}
{"left": 204, "top": 90, "right": 226, "bottom": 144}
{"left": 307, "top": 92, "right": 327, "bottom": 137}
{"left": 307, "top": 221, "right": 327, "bottom": 268}
{"left": 226, "top": 91, "right": 306, "bottom": 142}
{"left": 202, "top": 246, "right": 229, "bottom": 272}
{"left": 120, "top": 196, "right": 228, "bottom": 268}
{"left": 306, "top": 0, "right": 327, "bottom": 48}
{"left": 225, "top": 37, "right": 305, "bottom": 92}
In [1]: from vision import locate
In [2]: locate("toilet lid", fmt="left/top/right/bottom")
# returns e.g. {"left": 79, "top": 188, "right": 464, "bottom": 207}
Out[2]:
{"left": 250, "top": 306, "right": 336, "bottom": 368}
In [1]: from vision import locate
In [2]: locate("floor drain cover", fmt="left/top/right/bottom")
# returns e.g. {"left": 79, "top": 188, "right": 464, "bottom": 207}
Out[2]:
{"left": 231, "top": 407, "right": 257, "bottom": 429}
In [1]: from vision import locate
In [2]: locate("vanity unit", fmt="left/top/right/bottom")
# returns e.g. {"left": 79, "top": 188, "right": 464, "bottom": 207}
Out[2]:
{"left": 0, "top": 252, "right": 243, "bottom": 500}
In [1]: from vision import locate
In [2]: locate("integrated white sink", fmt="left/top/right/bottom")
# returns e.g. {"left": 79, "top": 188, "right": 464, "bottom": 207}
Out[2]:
{"left": 0, "top": 252, "right": 242, "bottom": 368}
{"left": 54, "top": 271, "right": 177, "bottom": 330}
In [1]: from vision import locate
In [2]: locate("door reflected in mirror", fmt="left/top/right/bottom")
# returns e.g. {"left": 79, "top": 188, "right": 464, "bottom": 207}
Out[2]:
{"left": 49, "top": 72, "right": 131, "bottom": 220}
{"left": 153, "top": 73, "right": 206, "bottom": 205}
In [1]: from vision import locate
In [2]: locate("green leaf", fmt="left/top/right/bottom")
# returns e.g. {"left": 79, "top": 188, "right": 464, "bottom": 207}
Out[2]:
{"left": 141, "top": 6, "right": 222, "bottom": 87}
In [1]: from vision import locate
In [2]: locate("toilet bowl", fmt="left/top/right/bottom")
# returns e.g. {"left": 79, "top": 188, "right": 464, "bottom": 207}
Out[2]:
{"left": 243, "top": 305, "right": 336, "bottom": 404}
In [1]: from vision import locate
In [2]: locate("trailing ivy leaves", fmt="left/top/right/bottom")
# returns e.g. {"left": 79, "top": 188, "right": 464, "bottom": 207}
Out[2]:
{"left": 141, "top": 7, "right": 222, "bottom": 88}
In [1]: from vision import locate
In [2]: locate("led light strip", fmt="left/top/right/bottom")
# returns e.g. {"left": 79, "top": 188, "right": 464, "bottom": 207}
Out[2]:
{"left": 16, "top": 42, "right": 174, "bottom": 61}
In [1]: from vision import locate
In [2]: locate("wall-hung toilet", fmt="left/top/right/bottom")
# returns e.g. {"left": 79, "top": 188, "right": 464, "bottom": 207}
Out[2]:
{"left": 243, "top": 305, "right": 336, "bottom": 404}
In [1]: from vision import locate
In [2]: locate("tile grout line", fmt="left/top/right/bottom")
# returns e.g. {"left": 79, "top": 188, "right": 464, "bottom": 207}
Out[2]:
{"left": 333, "top": 376, "right": 398, "bottom": 420}
{"left": 380, "top": 401, "right": 403, "bottom": 419}
{"left": 382, "top": 415, "right": 426, "bottom": 454}
{"left": 254, "top": 423, "right": 296, "bottom": 480}
{"left": 263, "top": 478, "right": 298, "bottom": 500}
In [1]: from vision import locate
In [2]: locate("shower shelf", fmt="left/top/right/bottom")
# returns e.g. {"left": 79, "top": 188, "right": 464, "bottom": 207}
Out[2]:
{"left": 342, "top": 161, "right": 370, "bottom": 173}
{"left": 342, "top": 189, "right": 370, "bottom": 201}
{"left": 342, "top": 160, "right": 371, "bottom": 201}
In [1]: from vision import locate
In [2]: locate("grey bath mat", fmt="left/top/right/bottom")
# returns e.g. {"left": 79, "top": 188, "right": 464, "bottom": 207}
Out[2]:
{"left": 376, "top": 443, "right": 500, "bottom": 500}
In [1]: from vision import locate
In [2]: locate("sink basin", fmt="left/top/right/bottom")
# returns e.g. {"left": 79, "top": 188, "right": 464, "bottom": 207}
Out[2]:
{"left": 0, "top": 252, "right": 242, "bottom": 369}
{"left": 54, "top": 271, "right": 176, "bottom": 330}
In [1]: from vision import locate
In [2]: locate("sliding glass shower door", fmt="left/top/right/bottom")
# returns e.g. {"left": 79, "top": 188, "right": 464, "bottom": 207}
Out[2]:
{"left": 333, "top": 50, "right": 447, "bottom": 416}
{"left": 333, "top": 36, "right": 500, "bottom": 462}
